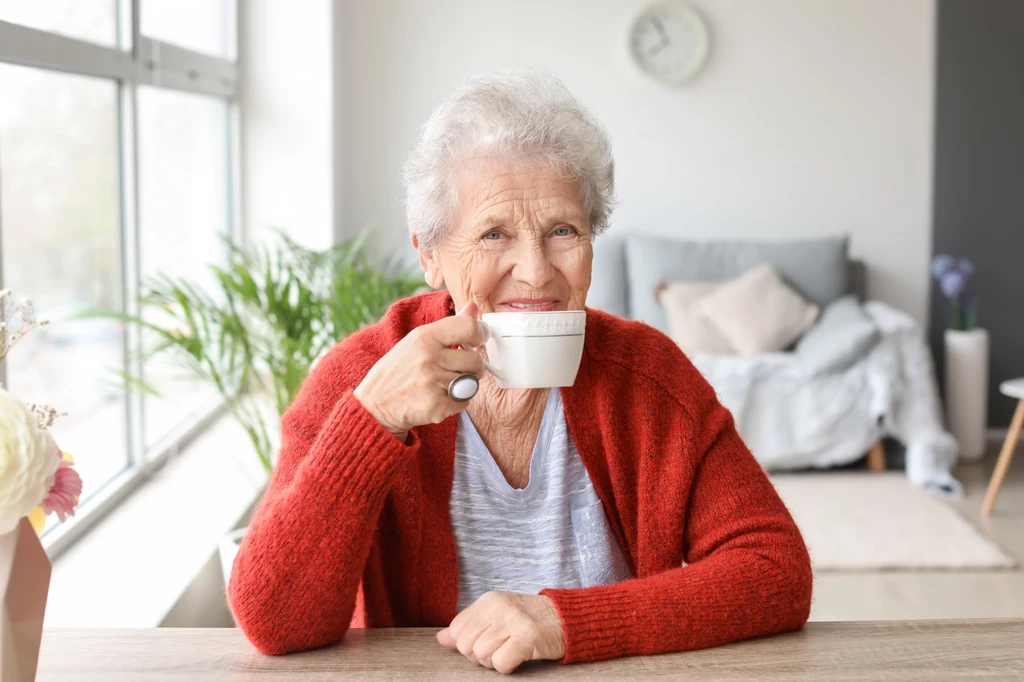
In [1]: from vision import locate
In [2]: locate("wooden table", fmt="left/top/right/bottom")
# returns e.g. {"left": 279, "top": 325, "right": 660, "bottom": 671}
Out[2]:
{"left": 38, "top": 621, "right": 1024, "bottom": 681}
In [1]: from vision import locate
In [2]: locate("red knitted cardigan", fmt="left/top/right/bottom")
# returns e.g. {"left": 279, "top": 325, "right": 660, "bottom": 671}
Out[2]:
{"left": 228, "top": 290, "right": 813, "bottom": 663}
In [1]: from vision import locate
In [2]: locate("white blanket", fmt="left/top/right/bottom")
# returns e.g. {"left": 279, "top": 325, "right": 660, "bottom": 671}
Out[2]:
{"left": 691, "top": 302, "right": 963, "bottom": 498}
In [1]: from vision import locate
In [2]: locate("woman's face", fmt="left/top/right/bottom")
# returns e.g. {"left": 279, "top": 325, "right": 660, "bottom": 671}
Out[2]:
{"left": 416, "top": 159, "right": 593, "bottom": 314}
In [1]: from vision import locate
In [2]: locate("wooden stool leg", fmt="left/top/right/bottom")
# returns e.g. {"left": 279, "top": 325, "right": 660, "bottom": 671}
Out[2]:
{"left": 867, "top": 441, "right": 886, "bottom": 472}
{"left": 982, "top": 399, "right": 1024, "bottom": 516}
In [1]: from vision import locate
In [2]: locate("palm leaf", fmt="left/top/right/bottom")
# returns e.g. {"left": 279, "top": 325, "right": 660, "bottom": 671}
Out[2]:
{"left": 86, "top": 227, "right": 422, "bottom": 478}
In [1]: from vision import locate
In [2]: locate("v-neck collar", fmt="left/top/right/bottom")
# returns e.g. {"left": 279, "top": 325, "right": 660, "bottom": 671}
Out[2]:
{"left": 458, "top": 388, "right": 560, "bottom": 503}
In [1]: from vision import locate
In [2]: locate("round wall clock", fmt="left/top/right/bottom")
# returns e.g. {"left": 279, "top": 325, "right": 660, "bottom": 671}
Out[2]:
{"left": 629, "top": 1, "right": 711, "bottom": 85}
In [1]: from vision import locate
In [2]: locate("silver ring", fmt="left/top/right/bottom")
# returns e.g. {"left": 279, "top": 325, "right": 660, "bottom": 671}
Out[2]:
{"left": 448, "top": 374, "right": 479, "bottom": 402}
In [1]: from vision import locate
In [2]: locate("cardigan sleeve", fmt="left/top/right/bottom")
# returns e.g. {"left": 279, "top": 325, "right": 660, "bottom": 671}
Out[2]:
{"left": 227, "top": 386, "right": 416, "bottom": 655}
{"left": 541, "top": 367, "right": 813, "bottom": 664}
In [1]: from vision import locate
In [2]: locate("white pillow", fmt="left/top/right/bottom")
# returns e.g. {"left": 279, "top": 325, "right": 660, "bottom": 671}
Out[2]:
{"left": 693, "top": 264, "right": 820, "bottom": 356}
{"left": 657, "top": 281, "right": 736, "bottom": 355}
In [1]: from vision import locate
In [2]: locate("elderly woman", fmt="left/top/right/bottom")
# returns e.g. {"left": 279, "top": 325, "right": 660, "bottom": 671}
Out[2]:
{"left": 229, "top": 70, "right": 812, "bottom": 673}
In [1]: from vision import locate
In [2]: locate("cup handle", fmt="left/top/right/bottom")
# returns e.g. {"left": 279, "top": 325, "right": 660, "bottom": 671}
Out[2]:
{"left": 481, "top": 358, "right": 500, "bottom": 377}
{"left": 459, "top": 345, "right": 500, "bottom": 378}
{"left": 464, "top": 320, "right": 500, "bottom": 379}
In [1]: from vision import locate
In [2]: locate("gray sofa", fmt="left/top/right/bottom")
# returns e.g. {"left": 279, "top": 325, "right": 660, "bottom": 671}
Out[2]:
{"left": 586, "top": 233, "right": 865, "bottom": 331}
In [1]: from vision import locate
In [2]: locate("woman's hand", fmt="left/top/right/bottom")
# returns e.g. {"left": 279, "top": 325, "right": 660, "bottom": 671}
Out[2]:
{"left": 436, "top": 591, "right": 566, "bottom": 674}
{"left": 354, "top": 301, "right": 487, "bottom": 442}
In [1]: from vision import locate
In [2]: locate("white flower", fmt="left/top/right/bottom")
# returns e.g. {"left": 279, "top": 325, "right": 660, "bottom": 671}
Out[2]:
{"left": 0, "top": 387, "right": 59, "bottom": 535}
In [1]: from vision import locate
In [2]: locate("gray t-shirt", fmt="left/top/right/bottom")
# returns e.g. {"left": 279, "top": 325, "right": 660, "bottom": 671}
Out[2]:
{"left": 451, "top": 389, "right": 632, "bottom": 610}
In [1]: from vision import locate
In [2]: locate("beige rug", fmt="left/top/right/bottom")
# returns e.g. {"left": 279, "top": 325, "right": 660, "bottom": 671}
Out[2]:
{"left": 772, "top": 472, "right": 1017, "bottom": 571}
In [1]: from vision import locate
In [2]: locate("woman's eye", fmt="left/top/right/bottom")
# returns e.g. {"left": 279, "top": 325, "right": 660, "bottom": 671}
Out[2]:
{"left": 483, "top": 230, "right": 503, "bottom": 240}
{"left": 553, "top": 226, "right": 576, "bottom": 237}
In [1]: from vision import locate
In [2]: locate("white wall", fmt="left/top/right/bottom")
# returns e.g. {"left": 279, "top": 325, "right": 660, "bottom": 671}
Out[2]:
{"left": 239, "top": 0, "right": 335, "bottom": 250}
{"left": 337, "top": 0, "right": 936, "bottom": 323}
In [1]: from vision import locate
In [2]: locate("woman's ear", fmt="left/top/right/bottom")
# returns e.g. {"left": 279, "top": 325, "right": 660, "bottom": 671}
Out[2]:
{"left": 412, "top": 234, "right": 445, "bottom": 289}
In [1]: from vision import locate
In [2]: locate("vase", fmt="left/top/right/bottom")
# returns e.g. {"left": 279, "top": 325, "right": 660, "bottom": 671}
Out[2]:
{"left": 944, "top": 328, "right": 990, "bottom": 461}
{"left": 1, "top": 518, "right": 51, "bottom": 682}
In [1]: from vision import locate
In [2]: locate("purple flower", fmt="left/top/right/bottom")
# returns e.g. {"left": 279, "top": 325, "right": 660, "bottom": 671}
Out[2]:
{"left": 941, "top": 270, "right": 967, "bottom": 298}
{"left": 956, "top": 258, "right": 975, "bottom": 279}
{"left": 931, "top": 254, "right": 955, "bottom": 279}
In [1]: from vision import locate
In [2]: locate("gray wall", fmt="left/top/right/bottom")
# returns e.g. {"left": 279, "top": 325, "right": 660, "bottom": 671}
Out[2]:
{"left": 931, "top": 0, "right": 1024, "bottom": 428}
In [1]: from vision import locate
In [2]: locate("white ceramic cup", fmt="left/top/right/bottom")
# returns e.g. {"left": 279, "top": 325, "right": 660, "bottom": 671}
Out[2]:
{"left": 477, "top": 310, "right": 586, "bottom": 389}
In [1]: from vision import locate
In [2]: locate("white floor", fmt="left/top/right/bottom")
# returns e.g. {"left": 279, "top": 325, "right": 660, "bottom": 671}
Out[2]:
{"left": 810, "top": 445, "right": 1024, "bottom": 622}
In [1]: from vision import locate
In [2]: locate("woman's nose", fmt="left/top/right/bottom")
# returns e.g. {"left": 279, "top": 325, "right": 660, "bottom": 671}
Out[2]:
{"left": 511, "top": 243, "right": 556, "bottom": 289}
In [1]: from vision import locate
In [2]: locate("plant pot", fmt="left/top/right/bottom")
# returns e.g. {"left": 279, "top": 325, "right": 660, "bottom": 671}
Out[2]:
{"left": 1, "top": 518, "right": 51, "bottom": 682}
{"left": 944, "top": 328, "right": 989, "bottom": 461}
{"left": 219, "top": 527, "right": 247, "bottom": 589}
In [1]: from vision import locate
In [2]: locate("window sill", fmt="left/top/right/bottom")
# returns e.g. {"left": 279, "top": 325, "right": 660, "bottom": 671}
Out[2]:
{"left": 44, "top": 412, "right": 267, "bottom": 627}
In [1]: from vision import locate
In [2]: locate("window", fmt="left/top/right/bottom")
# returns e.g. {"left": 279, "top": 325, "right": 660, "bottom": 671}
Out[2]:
{"left": 137, "top": 87, "right": 230, "bottom": 448}
{"left": 0, "top": 64, "right": 127, "bottom": 501}
{"left": 141, "top": 0, "right": 235, "bottom": 59}
{"left": 0, "top": 3, "right": 239, "bottom": 555}
{"left": 0, "top": 0, "right": 118, "bottom": 47}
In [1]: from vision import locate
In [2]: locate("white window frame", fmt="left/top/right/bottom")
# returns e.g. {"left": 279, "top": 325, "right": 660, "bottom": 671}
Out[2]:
{"left": 0, "top": 1, "right": 243, "bottom": 559}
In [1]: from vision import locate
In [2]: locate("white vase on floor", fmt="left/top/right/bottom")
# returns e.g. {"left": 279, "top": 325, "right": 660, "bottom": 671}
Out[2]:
{"left": 944, "top": 328, "right": 989, "bottom": 461}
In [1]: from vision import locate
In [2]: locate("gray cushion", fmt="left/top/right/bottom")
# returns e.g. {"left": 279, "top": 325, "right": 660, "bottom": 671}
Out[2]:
{"left": 624, "top": 235, "right": 850, "bottom": 333}
{"left": 586, "top": 235, "right": 628, "bottom": 317}
{"left": 795, "top": 295, "right": 880, "bottom": 376}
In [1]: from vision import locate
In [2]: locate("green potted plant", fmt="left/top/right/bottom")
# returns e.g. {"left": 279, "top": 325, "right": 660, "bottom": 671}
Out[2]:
{"left": 96, "top": 231, "right": 423, "bottom": 582}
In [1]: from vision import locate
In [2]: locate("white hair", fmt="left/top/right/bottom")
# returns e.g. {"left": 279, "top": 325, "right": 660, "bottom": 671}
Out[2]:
{"left": 404, "top": 69, "right": 616, "bottom": 251}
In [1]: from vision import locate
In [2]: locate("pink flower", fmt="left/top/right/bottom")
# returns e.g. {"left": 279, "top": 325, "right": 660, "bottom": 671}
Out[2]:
{"left": 40, "top": 451, "right": 82, "bottom": 522}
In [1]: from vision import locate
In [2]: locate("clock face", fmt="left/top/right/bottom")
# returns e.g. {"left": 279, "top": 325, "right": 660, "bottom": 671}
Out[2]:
{"left": 629, "top": 2, "right": 710, "bottom": 85}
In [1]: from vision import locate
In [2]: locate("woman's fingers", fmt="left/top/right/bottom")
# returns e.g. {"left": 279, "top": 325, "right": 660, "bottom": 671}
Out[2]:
{"left": 444, "top": 599, "right": 475, "bottom": 641}
{"left": 491, "top": 635, "right": 534, "bottom": 675}
{"left": 425, "top": 305, "right": 486, "bottom": 348}
{"left": 435, "top": 628, "right": 455, "bottom": 648}
{"left": 451, "top": 616, "right": 491, "bottom": 665}
{"left": 437, "top": 348, "right": 485, "bottom": 376}
{"left": 472, "top": 628, "right": 511, "bottom": 670}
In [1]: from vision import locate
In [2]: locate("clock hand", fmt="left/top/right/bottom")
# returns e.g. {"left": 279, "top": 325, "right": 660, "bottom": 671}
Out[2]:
{"left": 648, "top": 35, "right": 670, "bottom": 56}
{"left": 650, "top": 19, "right": 671, "bottom": 49}
{"left": 651, "top": 15, "right": 667, "bottom": 37}
{"left": 645, "top": 15, "right": 671, "bottom": 56}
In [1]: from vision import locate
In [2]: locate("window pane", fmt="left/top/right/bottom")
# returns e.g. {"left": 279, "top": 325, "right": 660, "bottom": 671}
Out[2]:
{"left": 0, "top": 64, "right": 128, "bottom": 504}
{"left": 0, "top": 0, "right": 117, "bottom": 47}
{"left": 137, "top": 87, "right": 230, "bottom": 449}
{"left": 141, "top": 0, "right": 234, "bottom": 59}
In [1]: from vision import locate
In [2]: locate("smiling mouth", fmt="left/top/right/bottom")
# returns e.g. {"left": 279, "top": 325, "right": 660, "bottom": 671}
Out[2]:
{"left": 497, "top": 299, "right": 563, "bottom": 312}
